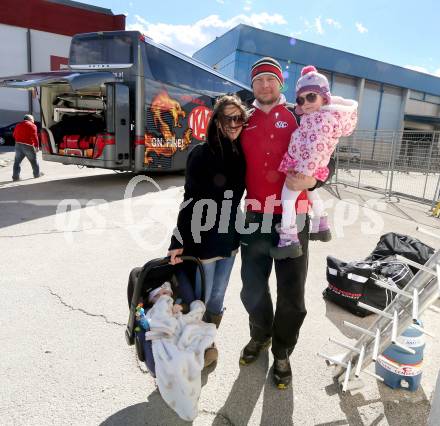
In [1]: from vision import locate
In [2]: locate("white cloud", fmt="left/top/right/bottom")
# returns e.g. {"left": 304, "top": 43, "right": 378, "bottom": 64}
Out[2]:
{"left": 355, "top": 22, "right": 368, "bottom": 33}
{"left": 404, "top": 65, "right": 440, "bottom": 77}
{"left": 243, "top": 0, "right": 252, "bottom": 12}
{"left": 301, "top": 17, "right": 320, "bottom": 34}
{"left": 404, "top": 65, "right": 427, "bottom": 73}
{"left": 216, "top": 0, "right": 224, "bottom": 3}
{"left": 127, "top": 13, "right": 287, "bottom": 55}
{"left": 315, "top": 16, "right": 324, "bottom": 34}
{"left": 326, "top": 18, "right": 341, "bottom": 29}
{"left": 300, "top": 16, "right": 341, "bottom": 35}
{"left": 302, "top": 18, "right": 311, "bottom": 29}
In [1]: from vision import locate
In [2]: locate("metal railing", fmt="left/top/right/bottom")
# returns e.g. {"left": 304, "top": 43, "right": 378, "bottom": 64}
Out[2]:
{"left": 334, "top": 130, "right": 440, "bottom": 206}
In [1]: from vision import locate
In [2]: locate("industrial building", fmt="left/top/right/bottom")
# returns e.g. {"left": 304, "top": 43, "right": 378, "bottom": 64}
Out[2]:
{"left": 0, "top": 0, "right": 125, "bottom": 126}
{"left": 193, "top": 24, "right": 440, "bottom": 134}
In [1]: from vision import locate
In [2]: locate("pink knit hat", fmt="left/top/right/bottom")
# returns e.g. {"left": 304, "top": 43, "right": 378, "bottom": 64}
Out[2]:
{"left": 296, "top": 65, "right": 331, "bottom": 105}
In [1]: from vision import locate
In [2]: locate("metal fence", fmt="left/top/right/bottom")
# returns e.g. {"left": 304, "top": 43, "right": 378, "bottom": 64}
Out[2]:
{"left": 334, "top": 130, "right": 440, "bottom": 206}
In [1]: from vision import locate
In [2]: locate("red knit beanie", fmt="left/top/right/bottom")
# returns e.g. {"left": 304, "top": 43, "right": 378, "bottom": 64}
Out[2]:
{"left": 251, "top": 57, "right": 284, "bottom": 85}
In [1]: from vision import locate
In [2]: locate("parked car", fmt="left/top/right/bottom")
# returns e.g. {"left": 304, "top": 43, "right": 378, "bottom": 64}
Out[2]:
{"left": 0, "top": 121, "right": 42, "bottom": 146}
{"left": 336, "top": 145, "right": 361, "bottom": 163}
{"left": 0, "top": 122, "right": 17, "bottom": 146}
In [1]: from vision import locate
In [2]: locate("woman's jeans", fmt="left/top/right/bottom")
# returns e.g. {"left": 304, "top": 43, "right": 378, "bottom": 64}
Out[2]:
{"left": 195, "top": 255, "right": 236, "bottom": 315}
{"left": 12, "top": 143, "right": 40, "bottom": 180}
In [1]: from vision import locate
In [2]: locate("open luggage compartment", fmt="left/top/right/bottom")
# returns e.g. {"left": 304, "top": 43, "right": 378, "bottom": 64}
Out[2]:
{"left": 0, "top": 70, "right": 125, "bottom": 165}
{"left": 40, "top": 85, "right": 110, "bottom": 159}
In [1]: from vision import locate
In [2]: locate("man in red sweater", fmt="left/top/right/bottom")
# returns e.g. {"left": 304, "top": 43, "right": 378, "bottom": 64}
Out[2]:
{"left": 12, "top": 114, "right": 42, "bottom": 181}
{"left": 239, "top": 57, "right": 335, "bottom": 389}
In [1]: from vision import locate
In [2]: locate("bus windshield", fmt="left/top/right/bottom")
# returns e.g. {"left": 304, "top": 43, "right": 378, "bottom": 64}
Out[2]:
{"left": 70, "top": 34, "right": 133, "bottom": 65}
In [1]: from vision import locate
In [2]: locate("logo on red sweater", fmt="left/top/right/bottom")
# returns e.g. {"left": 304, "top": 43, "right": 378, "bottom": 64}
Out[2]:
{"left": 275, "top": 121, "right": 288, "bottom": 129}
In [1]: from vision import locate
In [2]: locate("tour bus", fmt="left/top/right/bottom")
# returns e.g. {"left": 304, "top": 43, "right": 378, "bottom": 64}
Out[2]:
{"left": 0, "top": 31, "right": 253, "bottom": 172}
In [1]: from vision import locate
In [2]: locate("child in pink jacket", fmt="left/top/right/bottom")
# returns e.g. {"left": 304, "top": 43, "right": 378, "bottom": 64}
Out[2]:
{"left": 272, "top": 65, "right": 358, "bottom": 259}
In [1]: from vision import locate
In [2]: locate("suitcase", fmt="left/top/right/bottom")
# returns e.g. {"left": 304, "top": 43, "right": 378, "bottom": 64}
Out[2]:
{"left": 64, "top": 148, "right": 83, "bottom": 157}
{"left": 63, "top": 135, "right": 81, "bottom": 149}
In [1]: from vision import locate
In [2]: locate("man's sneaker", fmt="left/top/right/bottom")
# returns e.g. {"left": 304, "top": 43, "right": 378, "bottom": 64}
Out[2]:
{"left": 34, "top": 172, "right": 44, "bottom": 179}
{"left": 12, "top": 177, "right": 20, "bottom": 182}
{"left": 273, "top": 357, "right": 292, "bottom": 389}
{"left": 239, "top": 338, "right": 271, "bottom": 365}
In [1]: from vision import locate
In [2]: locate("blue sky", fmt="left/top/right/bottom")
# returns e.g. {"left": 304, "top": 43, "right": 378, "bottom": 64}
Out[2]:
{"left": 84, "top": 0, "right": 440, "bottom": 77}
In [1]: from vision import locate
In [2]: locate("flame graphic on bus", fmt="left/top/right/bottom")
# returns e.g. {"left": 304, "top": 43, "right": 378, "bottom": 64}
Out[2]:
{"left": 144, "top": 91, "right": 192, "bottom": 163}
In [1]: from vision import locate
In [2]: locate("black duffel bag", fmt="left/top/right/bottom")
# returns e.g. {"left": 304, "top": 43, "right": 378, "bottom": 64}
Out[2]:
{"left": 366, "top": 232, "right": 434, "bottom": 273}
{"left": 323, "top": 255, "right": 414, "bottom": 316}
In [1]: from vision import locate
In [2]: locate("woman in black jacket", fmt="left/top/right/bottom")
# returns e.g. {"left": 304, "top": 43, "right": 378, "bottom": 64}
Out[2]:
{"left": 168, "top": 94, "right": 248, "bottom": 365}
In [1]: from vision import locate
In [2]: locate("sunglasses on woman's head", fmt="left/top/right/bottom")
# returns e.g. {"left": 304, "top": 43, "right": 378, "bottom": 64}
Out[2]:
{"left": 296, "top": 92, "right": 318, "bottom": 106}
{"left": 221, "top": 114, "right": 244, "bottom": 125}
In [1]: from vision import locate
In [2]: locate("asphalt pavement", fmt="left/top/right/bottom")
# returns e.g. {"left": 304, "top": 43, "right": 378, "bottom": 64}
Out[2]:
{"left": 1, "top": 147, "right": 439, "bottom": 425}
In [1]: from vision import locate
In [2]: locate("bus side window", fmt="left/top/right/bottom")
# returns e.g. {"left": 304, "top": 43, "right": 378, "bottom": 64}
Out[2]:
{"left": 145, "top": 44, "right": 218, "bottom": 95}
{"left": 143, "top": 43, "right": 251, "bottom": 102}
{"left": 146, "top": 45, "right": 197, "bottom": 92}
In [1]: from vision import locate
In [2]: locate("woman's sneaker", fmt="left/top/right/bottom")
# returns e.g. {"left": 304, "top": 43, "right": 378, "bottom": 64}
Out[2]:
{"left": 270, "top": 224, "right": 303, "bottom": 259}
{"left": 310, "top": 214, "right": 332, "bottom": 242}
{"left": 273, "top": 357, "right": 292, "bottom": 389}
{"left": 239, "top": 338, "right": 271, "bottom": 365}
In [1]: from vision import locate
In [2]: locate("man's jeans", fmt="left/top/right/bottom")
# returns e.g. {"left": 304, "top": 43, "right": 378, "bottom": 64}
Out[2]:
{"left": 12, "top": 143, "right": 40, "bottom": 180}
{"left": 240, "top": 212, "right": 309, "bottom": 359}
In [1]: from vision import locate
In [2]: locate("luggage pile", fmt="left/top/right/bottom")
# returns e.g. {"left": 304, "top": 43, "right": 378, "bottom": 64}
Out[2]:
{"left": 58, "top": 135, "right": 96, "bottom": 157}
{"left": 323, "top": 233, "right": 434, "bottom": 316}
{"left": 49, "top": 113, "right": 110, "bottom": 158}
{"left": 58, "top": 133, "right": 115, "bottom": 158}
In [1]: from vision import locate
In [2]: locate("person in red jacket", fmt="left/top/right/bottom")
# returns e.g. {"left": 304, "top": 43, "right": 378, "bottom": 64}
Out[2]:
{"left": 238, "top": 57, "right": 335, "bottom": 389}
{"left": 12, "top": 114, "right": 42, "bottom": 181}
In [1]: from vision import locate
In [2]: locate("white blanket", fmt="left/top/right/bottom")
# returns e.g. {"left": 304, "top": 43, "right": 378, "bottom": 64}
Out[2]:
{"left": 145, "top": 295, "right": 216, "bottom": 421}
